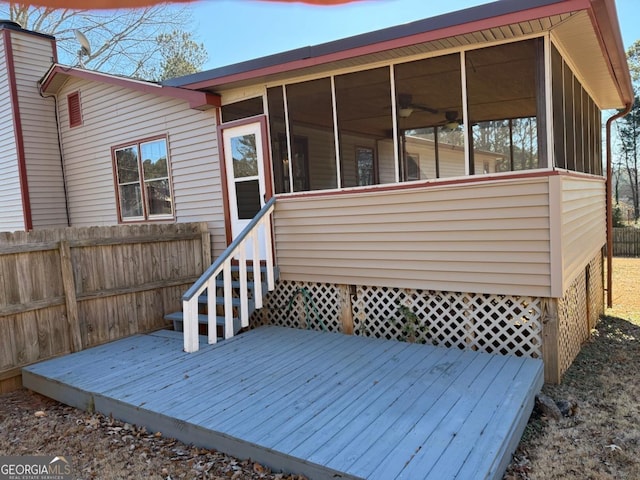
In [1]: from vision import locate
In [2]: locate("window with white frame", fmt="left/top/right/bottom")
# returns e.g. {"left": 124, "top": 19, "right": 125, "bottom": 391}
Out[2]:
{"left": 113, "top": 137, "right": 173, "bottom": 221}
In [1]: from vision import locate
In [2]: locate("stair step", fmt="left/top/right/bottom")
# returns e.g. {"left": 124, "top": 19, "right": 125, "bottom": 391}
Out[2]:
{"left": 230, "top": 265, "right": 269, "bottom": 273}
{"left": 165, "top": 311, "right": 234, "bottom": 330}
{"left": 196, "top": 295, "right": 255, "bottom": 309}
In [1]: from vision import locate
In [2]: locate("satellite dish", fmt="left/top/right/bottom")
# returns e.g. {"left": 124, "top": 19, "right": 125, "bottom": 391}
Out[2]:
{"left": 74, "top": 29, "right": 91, "bottom": 67}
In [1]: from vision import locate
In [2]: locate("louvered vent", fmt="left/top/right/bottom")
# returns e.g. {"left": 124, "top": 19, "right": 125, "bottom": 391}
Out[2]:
{"left": 68, "top": 91, "right": 82, "bottom": 127}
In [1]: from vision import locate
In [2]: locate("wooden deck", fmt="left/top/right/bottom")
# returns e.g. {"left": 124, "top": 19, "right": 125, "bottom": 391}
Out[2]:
{"left": 23, "top": 326, "right": 543, "bottom": 480}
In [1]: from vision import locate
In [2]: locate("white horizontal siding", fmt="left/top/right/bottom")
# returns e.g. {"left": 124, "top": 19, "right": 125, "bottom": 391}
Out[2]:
{"left": 56, "top": 76, "right": 225, "bottom": 254}
{"left": 0, "top": 35, "right": 25, "bottom": 232}
{"left": 11, "top": 32, "right": 68, "bottom": 229}
{"left": 274, "top": 176, "right": 552, "bottom": 297}
{"left": 561, "top": 175, "right": 605, "bottom": 290}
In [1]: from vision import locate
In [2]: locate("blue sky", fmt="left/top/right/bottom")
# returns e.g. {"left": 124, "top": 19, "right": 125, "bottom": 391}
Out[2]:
{"left": 189, "top": 0, "right": 640, "bottom": 71}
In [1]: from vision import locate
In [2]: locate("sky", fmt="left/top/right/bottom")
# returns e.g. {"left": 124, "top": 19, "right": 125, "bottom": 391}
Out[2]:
{"left": 186, "top": 0, "right": 640, "bottom": 72}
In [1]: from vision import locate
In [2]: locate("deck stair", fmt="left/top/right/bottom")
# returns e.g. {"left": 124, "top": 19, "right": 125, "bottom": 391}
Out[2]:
{"left": 178, "top": 198, "right": 278, "bottom": 353}
{"left": 164, "top": 265, "right": 278, "bottom": 339}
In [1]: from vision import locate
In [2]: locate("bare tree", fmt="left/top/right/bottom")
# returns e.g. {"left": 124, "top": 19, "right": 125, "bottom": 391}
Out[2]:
{"left": 0, "top": 3, "right": 204, "bottom": 79}
{"left": 616, "top": 96, "right": 640, "bottom": 222}
{"left": 615, "top": 40, "right": 640, "bottom": 222}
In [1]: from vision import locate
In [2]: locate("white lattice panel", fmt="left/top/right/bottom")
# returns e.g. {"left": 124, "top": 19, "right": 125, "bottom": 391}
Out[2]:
{"left": 557, "top": 269, "right": 589, "bottom": 375}
{"left": 261, "top": 281, "right": 343, "bottom": 332}
{"left": 352, "top": 287, "right": 542, "bottom": 358}
{"left": 256, "top": 281, "right": 543, "bottom": 359}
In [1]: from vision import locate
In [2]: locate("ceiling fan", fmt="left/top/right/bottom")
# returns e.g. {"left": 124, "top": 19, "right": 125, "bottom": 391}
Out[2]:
{"left": 395, "top": 93, "right": 463, "bottom": 129}
{"left": 397, "top": 93, "right": 438, "bottom": 118}
{"left": 436, "top": 110, "right": 463, "bottom": 130}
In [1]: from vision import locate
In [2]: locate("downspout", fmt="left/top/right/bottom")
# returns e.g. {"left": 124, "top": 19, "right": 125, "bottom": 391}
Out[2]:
{"left": 605, "top": 102, "right": 632, "bottom": 308}
{"left": 38, "top": 86, "right": 72, "bottom": 227}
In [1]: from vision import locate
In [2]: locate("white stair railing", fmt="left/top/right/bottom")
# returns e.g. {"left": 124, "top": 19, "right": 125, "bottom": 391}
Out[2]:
{"left": 182, "top": 197, "right": 276, "bottom": 353}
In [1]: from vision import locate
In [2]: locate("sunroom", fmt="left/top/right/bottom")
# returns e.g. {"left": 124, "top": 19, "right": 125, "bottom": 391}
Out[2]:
{"left": 220, "top": 38, "right": 600, "bottom": 197}
{"left": 168, "top": 0, "right": 632, "bottom": 382}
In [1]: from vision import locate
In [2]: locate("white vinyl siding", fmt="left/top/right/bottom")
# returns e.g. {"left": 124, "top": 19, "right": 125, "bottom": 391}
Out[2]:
{"left": 11, "top": 32, "right": 68, "bottom": 229}
{"left": 560, "top": 175, "right": 605, "bottom": 291}
{"left": 56, "top": 77, "right": 225, "bottom": 254}
{"left": 0, "top": 38, "right": 25, "bottom": 232}
{"left": 274, "top": 176, "right": 552, "bottom": 297}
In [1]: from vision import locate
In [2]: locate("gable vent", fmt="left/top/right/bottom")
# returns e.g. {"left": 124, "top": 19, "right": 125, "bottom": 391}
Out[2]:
{"left": 68, "top": 91, "right": 82, "bottom": 128}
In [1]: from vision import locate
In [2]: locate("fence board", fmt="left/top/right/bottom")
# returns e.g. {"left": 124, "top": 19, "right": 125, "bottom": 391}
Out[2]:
{"left": 613, "top": 227, "right": 640, "bottom": 257}
{"left": 0, "top": 222, "right": 210, "bottom": 391}
{"left": 60, "top": 241, "right": 82, "bottom": 352}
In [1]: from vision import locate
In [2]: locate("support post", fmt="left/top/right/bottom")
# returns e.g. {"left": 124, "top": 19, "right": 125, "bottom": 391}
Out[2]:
{"left": 340, "top": 285, "right": 354, "bottom": 335}
{"left": 183, "top": 299, "right": 199, "bottom": 353}
{"left": 59, "top": 241, "right": 82, "bottom": 352}
{"left": 541, "top": 298, "right": 560, "bottom": 384}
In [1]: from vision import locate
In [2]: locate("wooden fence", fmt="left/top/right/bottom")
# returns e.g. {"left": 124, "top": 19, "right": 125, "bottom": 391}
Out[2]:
{"left": 613, "top": 227, "right": 640, "bottom": 257}
{"left": 0, "top": 223, "right": 211, "bottom": 393}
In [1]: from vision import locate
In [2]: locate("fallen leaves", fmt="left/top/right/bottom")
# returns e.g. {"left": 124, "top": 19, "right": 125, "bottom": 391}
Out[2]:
{"left": 0, "top": 389, "right": 307, "bottom": 480}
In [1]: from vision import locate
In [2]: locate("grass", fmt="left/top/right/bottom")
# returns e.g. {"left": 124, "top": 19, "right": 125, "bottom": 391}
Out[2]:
{"left": 506, "top": 257, "right": 640, "bottom": 480}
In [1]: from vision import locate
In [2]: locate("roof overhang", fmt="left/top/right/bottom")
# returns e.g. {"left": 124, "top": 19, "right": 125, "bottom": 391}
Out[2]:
{"left": 40, "top": 65, "right": 220, "bottom": 110}
{"left": 163, "top": 0, "right": 632, "bottom": 110}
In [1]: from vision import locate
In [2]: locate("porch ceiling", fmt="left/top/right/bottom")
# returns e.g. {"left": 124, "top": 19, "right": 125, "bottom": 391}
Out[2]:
{"left": 551, "top": 10, "right": 627, "bottom": 110}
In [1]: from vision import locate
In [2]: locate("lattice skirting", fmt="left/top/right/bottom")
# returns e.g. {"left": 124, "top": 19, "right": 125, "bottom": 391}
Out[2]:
{"left": 587, "top": 252, "right": 604, "bottom": 329}
{"left": 557, "top": 250, "right": 604, "bottom": 375}
{"left": 254, "top": 280, "right": 543, "bottom": 359}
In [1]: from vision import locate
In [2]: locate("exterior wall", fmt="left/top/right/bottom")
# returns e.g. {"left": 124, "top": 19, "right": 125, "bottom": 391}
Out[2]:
{"left": 274, "top": 175, "right": 552, "bottom": 297}
{"left": 549, "top": 174, "right": 606, "bottom": 296}
{"left": 11, "top": 31, "right": 67, "bottom": 229}
{"left": 55, "top": 77, "right": 226, "bottom": 254}
{"left": 0, "top": 35, "right": 25, "bottom": 232}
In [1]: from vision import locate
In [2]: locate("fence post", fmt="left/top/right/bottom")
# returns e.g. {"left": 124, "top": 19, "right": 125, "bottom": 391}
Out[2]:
{"left": 201, "top": 229, "right": 212, "bottom": 267}
{"left": 59, "top": 241, "right": 83, "bottom": 352}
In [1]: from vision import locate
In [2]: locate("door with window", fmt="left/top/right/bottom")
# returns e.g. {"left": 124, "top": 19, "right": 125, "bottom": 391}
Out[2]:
{"left": 222, "top": 120, "right": 269, "bottom": 260}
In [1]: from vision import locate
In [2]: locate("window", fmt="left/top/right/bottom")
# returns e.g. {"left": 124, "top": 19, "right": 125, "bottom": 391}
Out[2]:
{"left": 405, "top": 153, "right": 420, "bottom": 181}
{"left": 113, "top": 137, "right": 173, "bottom": 221}
{"left": 335, "top": 67, "right": 392, "bottom": 187}
{"left": 267, "top": 38, "right": 554, "bottom": 194}
{"left": 551, "top": 43, "right": 602, "bottom": 175}
{"left": 466, "top": 39, "right": 544, "bottom": 173}
{"left": 68, "top": 91, "right": 82, "bottom": 128}
{"left": 394, "top": 53, "right": 464, "bottom": 180}
{"left": 221, "top": 97, "right": 264, "bottom": 123}
{"left": 355, "top": 146, "right": 376, "bottom": 186}
{"left": 286, "top": 78, "right": 337, "bottom": 191}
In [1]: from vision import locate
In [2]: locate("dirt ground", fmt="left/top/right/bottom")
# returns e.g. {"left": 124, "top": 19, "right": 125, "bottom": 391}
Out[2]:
{"left": 1, "top": 258, "right": 639, "bottom": 479}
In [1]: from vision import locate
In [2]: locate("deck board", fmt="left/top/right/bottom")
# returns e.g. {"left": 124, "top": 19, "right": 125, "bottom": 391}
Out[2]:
{"left": 280, "top": 345, "right": 455, "bottom": 458}
{"left": 23, "top": 326, "right": 543, "bottom": 480}
{"left": 215, "top": 335, "right": 386, "bottom": 436}
{"left": 253, "top": 339, "right": 417, "bottom": 450}
{"left": 347, "top": 349, "right": 497, "bottom": 479}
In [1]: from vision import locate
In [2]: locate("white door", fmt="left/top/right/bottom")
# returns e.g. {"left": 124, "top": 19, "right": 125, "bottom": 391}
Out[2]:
{"left": 222, "top": 121, "right": 268, "bottom": 260}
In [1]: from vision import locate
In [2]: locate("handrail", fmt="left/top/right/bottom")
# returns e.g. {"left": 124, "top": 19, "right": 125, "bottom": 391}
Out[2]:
{"left": 182, "top": 196, "right": 277, "bottom": 352}
{"left": 183, "top": 196, "right": 276, "bottom": 302}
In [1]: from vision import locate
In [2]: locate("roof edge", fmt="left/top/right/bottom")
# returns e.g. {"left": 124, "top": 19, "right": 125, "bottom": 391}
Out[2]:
{"left": 40, "top": 65, "right": 220, "bottom": 110}
{"left": 0, "top": 20, "right": 56, "bottom": 41}
{"left": 589, "top": 0, "right": 634, "bottom": 107}
{"left": 164, "top": 0, "right": 585, "bottom": 90}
